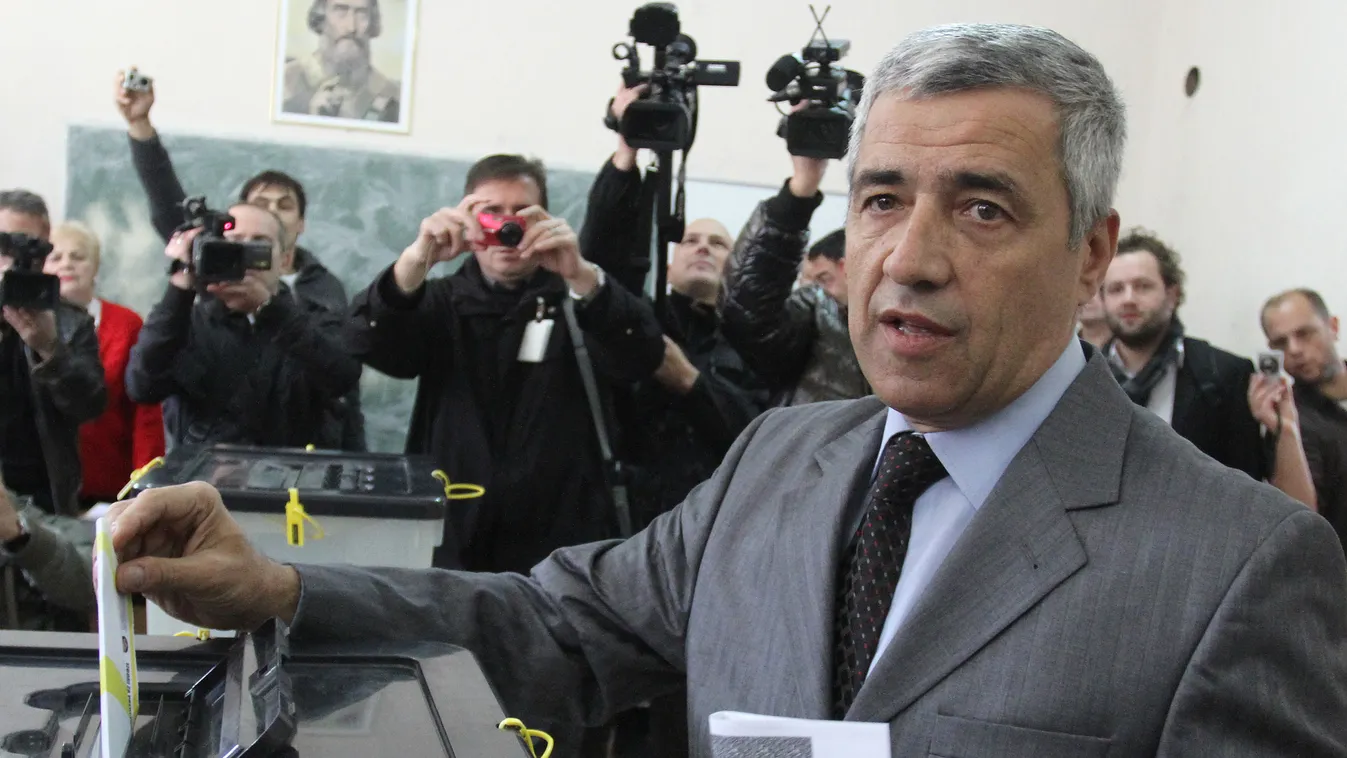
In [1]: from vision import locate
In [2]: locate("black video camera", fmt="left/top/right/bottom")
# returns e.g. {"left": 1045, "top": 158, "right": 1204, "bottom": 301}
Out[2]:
{"left": 766, "top": 6, "right": 864, "bottom": 160}
{"left": 0, "top": 232, "right": 60, "bottom": 311}
{"left": 606, "top": 3, "right": 741, "bottom": 152}
{"left": 172, "top": 196, "right": 274, "bottom": 286}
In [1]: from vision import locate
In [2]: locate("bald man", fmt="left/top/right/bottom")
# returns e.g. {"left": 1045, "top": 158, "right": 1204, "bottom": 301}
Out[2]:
{"left": 579, "top": 93, "right": 771, "bottom": 758}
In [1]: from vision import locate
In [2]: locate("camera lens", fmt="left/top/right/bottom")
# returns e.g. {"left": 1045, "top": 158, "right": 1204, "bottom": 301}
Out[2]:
{"left": 498, "top": 222, "right": 525, "bottom": 248}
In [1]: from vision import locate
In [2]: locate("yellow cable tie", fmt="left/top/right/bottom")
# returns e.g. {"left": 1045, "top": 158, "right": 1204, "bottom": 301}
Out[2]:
{"left": 497, "top": 718, "right": 554, "bottom": 758}
{"left": 172, "top": 629, "right": 212, "bottom": 640}
{"left": 432, "top": 470, "right": 485, "bottom": 501}
{"left": 285, "top": 488, "right": 325, "bottom": 547}
{"left": 116, "top": 457, "right": 165, "bottom": 501}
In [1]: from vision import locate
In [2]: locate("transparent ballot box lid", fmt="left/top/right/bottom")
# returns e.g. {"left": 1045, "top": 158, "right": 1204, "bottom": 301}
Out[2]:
{"left": 129, "top": 445, "right": 448, "bottom": 521}
{"left": 0, "top": 621, "right": 524, "bottom": 757}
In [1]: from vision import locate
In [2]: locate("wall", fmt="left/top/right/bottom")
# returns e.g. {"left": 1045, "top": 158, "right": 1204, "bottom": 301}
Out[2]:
{"left": 1127, "top": 0, "right": 1347, "bottom": 359}
{"left": 0, "top": 0, "right": 1162, "bottom": 218}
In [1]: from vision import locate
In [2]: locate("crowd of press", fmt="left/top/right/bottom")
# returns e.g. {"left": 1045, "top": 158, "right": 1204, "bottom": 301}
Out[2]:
{"left": 2, "top": 13, "right": 1347, "bottom": 758}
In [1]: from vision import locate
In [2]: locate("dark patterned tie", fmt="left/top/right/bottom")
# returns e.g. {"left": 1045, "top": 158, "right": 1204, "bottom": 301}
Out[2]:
{"left": 832, "top": 431, "right": 948, "bottom": 718}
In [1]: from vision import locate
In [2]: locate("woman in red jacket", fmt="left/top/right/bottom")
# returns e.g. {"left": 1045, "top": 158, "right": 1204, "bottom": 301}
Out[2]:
{"left": 45, "top": 222, "right": 165, "bottom": 505}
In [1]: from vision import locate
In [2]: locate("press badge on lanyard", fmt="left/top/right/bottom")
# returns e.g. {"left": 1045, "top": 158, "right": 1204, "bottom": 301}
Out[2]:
{"left": 518, "top": 297, "right": 554, "bottom": 363}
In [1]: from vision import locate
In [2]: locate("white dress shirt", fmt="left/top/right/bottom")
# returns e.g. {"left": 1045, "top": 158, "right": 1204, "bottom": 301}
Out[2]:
{"left": 86, "top": 297, "right": 103, "bottom": 328}
{"left": 867, "top": 340, "right": 1086, "bottom": 672}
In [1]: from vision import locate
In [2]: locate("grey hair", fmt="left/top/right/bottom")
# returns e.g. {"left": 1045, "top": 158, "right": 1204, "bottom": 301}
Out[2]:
{"left": 847, "top": 24, "right": 1126, "bottom": 245}
{"left": 0, "top": 189, "right": 50, "bottom": 223}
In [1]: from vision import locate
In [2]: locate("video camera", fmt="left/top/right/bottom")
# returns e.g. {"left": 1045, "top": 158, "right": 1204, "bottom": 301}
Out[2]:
{"left": 766, "top": 6, "right": 864, "bottom": 160}
{"left": 606, "top": 3, "right": 741, "bottom": 152}
{"left": 171, "top": 196, "right": 274, "bottom": 286}
{"left": 0, "top": 232, "right": 59, "bottom": 311}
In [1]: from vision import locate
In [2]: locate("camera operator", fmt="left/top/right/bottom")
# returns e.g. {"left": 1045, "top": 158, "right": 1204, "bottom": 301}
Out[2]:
{"left": 718, "top": 148, "right": 869, "bottom": 405}
{"left": 584, "top": 82, "right": 772, "bottom": 531}
{"left": 0, "top": 190, "right": 106, "bottom": 631}
{"left": 125, "top": 204, "right": 362, "bottom": 449}
{"left": 0, "top": 191, "right": 108, "bottom": 514}
{"left": 346, "top": 154, "right": 664, "bottom": 576}
{"left": 115, "top": 70, "right": 365, "bottom": 450}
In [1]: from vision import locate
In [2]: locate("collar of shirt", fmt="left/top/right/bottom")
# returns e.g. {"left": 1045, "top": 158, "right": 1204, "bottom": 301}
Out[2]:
{"left": 86, "top": 298, "right": 102, "bottom": 328}
{"left": 876, "top": 339, "right": 1087, "bottom": 511}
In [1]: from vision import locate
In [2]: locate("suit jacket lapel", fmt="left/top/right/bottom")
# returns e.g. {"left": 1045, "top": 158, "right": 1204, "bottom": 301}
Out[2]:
{"left": 846, "top": 357, "right": 1133, "bottom": 724}
{"left": 770, "top": 399, "right": 887, "bottom": 718}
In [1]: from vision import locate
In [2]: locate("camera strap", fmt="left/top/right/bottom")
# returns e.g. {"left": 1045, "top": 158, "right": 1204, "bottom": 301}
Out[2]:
{"left": 561, "top": 298, "right": 633, "bottom": 538}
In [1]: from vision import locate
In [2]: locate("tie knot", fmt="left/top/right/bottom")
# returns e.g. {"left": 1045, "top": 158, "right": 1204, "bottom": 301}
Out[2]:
{"left": 874, "top": 432, "right": 947, "bottom": 502}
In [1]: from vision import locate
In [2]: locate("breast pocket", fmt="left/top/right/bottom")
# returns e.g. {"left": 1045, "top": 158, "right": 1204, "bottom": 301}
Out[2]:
{"left": 928, "top": 714, "right": 1111, "bottom": 758}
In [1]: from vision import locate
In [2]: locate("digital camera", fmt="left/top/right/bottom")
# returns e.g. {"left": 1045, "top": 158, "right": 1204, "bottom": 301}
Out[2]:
{"left": 478, "top": 213, "right": 526, "bottom": 249}
{"left": 123, "top": 67, "right": 152, "bottom": 93}
{"left": 173, "top": 197, "right": 273, "bottom": 286}
{"left": 0, "top": 232, "right": 59, "bottom": 311}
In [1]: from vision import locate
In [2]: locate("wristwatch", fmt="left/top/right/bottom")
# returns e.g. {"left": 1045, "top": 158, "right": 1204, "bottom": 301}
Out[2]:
{"left": 569, "top": 263, "right": 607, "bottom": 305}
{"left": 0, "top": 511, "right": 32, "bottom": 556}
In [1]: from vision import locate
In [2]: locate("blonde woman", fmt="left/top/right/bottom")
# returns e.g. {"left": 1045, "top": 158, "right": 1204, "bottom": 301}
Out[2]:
{"left": 44, "top": 222, "right": 164, "bottom": 505}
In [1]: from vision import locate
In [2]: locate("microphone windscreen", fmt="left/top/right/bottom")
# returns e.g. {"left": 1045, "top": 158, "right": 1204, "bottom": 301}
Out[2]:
{"left": 766, "top": 54, "right": 802, "bottom": 93}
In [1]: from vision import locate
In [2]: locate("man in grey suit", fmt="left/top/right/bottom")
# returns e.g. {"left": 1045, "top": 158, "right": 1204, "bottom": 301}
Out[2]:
{"left": 106, "top": 23, "right": 1347, "bottom": 757}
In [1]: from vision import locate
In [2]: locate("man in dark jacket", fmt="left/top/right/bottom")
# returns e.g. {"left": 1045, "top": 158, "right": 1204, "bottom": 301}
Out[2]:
{"left": 1102, "top": 229, "right": 1316, "bottom": 506}
{"left": 126, "top": 205, "right": 362, "bottom": 450}
{"left": 581, "top": 126, "right": 771, "bottom": 532}
{"left": 719, "top": 151, "right": 869, "bottom": 405}
{"left": 1261, "top": 288, "right": 1347, "bottom": 549}
{"left": 115, "top": 70, "right": 365, "bottom": 450}
{"left": 0, "top": 190, "right": 106, "bottom": 630}
{"left": 346, "top": 154, "right": 664, "bottom": 576}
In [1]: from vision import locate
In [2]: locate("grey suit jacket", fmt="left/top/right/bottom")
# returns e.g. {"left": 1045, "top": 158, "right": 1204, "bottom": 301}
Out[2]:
{"left": 290, "top": 351, "right": 1347, "bottom": 757}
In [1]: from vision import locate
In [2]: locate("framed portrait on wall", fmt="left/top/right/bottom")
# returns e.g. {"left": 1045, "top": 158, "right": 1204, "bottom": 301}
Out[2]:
{"left": 272, "top": 0, "right": 418, "bottom": 133}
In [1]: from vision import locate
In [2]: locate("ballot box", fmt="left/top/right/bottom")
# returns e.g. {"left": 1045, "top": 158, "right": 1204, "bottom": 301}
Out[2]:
{"left": 0, "top": 620, "right": 527, "bottom": 757}
{"left": 128, "top": 445, "right": 459, "bottom": 636}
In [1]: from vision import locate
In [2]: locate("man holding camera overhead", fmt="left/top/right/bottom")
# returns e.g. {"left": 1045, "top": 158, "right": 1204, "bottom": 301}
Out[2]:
{"left": 0, "top": 190, "right": 106, "bottom": 630}
{"left": 344, "top": 155, "right": 664, "bottom": 576}
{"left": 124, "top": 203, "right": 361, "bottom": 450}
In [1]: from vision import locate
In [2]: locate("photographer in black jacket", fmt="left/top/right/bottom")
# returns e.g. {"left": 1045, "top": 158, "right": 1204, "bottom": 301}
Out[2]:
{"left": 115, "top": 70, "right": 364, "bottom": 450}
{"left": 583, "top": 82, "right": 772, "bottom": 531}
{"left": 126, "top": 204, "right": 361, "bottom": 449}
{"left": 347, "top": 154, "right": 664, "bottom": 576}
{"left": 719, "top": 148, "right": 869, "bottom": 405}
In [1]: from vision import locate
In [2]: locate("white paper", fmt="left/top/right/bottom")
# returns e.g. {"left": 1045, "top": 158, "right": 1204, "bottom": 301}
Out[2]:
{"left": 709, "top": 711, "right": 890, "bottom": 758}
{"left": 94, "top": 517, "right": 139, "bottom": 758}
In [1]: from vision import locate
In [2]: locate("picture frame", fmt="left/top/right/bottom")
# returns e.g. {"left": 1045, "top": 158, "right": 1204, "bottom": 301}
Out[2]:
{"left": 272, "top": 0, "right": 418, "bottom": 133}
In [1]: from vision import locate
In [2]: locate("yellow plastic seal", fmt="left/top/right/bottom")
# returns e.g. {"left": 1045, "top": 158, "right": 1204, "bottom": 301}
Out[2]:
{"left": 432, "top": 470, "right": 485, "bottom": 500}
{"left": 285, "top": 488, "right": 325, "bottom": 546}
{"left": 116, "top": 457, "right": 165, "bottom": 501}
{"left": 498, "top": 718, "right": 554, "bottom": 758}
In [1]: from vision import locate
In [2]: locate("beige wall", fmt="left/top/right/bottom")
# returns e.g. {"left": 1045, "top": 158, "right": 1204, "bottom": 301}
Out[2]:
{"left": 10, "top": 0, "right": 1331, "bottom": 359}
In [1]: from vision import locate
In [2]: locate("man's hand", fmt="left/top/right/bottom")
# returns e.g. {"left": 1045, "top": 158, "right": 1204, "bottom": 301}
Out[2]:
{"left": 3, "top": 306, "right": 60, "bottom": 360}
{"left": 0, "top": 483, "right": 20, "bottom": 543}
{"left": 609, "top": 82, "right": 649, "bottom": 171}
{"left": 107, "top": 482, "right": 301, "bottom": 630}
{"left": 1248, "top": 373, "right": 1300, "bottom": 433}
{"left": 309, "top": 76, "right": 348, "bottom": 116}
{"left": 206, "top": 271, "right": 277, "bottom": 315}
{"left": 786, "top": 102, "right": 828, "bottom": 197}
{"left": 653, "top": 336, "right": 700, "bottom": 395}
{"left": 165, "top": 228, "right": 200, "bottom": 291}
{"left": 114, "top": 69, "right": 156, "bottom": 141}
{"left": 515, "top": 207, "right": 594, "bottom": 291}
{"left": 393, "top": 195, "right": 488, "bottom": 294}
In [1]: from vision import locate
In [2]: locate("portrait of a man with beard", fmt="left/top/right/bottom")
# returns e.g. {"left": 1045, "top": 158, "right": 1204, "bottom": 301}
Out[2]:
{"left": 279, "top": 0, "right": 414, "bottom": 127}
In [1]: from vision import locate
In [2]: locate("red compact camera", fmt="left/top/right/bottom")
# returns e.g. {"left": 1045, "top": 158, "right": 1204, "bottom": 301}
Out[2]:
{"left": 477, "top": 213, "right": 527, "bottom": 248}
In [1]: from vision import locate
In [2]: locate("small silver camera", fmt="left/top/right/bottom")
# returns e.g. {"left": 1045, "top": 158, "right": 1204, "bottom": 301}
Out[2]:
{"left": 1257, "top": 350, "right": 1285, "bottom": 376}
{"left": 123, "top": 67, "right": 153, "bottom": 93}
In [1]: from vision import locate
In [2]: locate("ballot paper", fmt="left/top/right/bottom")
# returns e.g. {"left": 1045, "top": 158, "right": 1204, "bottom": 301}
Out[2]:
{"left": 709, "top": 711, "right": 891, "bottom": 758}
{"left": 94, "top": 517, "right": 139, "bottom": 758}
